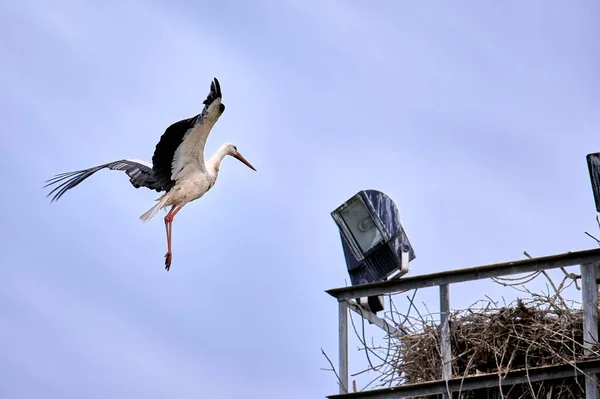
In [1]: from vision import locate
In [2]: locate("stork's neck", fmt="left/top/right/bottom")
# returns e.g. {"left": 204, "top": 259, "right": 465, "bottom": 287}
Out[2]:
{"left": 206, "top": 144, "right": 230, "bottom": 175}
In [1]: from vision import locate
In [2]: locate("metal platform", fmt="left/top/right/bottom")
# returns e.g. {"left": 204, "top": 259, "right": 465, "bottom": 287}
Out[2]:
{"left": 326, "top": 248, "right": 600, "bottom": 398}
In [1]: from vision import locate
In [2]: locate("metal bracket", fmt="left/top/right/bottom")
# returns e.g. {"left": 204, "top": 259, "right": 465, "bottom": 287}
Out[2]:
{"left": 348, "top": 300, "right": 404, "bottom": 339}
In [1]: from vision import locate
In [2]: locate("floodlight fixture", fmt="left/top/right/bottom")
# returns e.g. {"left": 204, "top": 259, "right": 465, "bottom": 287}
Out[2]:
{"left": 587, "top": 152, "right": 600, "bottom": 212}
{"left": 331, "top": 189, "right": 416, "bottom": 313}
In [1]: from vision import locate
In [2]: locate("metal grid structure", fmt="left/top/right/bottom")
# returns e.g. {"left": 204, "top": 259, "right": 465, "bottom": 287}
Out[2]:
{"left": 325, "top": 248, "right": 600, "bottom": 399}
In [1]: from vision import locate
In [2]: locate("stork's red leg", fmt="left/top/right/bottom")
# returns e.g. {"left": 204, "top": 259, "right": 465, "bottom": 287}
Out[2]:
{"left": 164, "top": 206, "right": 176, "bottom": 271}
{"left": 163, "top": 204, "right": 185, "bottom": 271}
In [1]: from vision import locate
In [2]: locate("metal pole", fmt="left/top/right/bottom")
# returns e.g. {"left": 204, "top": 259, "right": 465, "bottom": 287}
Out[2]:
{"left": 440, "top": 284, "right": 451, "bottom": 399}
{"left": 339, "top": 299, "right": 349, "bottom": 394}
{"left": 581, "top": 263, "right": 599, "bottom": 399}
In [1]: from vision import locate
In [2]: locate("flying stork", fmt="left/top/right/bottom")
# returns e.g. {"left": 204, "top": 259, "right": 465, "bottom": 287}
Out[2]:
{"left": 44, "top": 77, "right": 256, "bottom": 271}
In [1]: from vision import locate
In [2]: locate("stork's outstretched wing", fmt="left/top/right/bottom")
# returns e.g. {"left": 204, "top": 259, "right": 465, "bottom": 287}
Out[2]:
{"left": 152, "top": 77, "right": 224, "bottom": 191}
{"left": 44, "top": 159, "right": 164, "bottom": 202}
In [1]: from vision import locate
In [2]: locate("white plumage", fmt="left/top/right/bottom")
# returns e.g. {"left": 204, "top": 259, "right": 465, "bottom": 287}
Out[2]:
{"left": 45, "top": 77, "right": 256, "bottom": 271}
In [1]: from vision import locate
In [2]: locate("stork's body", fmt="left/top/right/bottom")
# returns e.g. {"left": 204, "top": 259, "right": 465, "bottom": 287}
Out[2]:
{"left": 44, "top": 78, "right": 256, "bottom": 271}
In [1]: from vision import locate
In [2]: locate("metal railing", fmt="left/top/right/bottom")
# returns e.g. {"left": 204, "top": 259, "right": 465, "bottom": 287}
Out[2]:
{"left": 325, "top": 248, "right": 600, "bottom": 399}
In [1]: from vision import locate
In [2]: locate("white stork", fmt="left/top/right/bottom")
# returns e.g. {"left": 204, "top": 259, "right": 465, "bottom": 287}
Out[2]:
{"left": 44, "top": 77, "right": 256, "bottom": 271}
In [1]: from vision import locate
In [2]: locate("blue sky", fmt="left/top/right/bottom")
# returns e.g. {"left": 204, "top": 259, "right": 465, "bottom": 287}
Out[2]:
{"left": 1, "top": 0, "right": 599, "bottom": 397}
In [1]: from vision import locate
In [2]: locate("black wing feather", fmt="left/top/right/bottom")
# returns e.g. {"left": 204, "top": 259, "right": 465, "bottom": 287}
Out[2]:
{"left": 44, "top": 160, "right": 164, "bottom": 202}
{"left": 151, "top": 77, "right": 223, "bottom": 191}
{"left": 203, "top": 77, "right": 222, "bottom": 105}
{"left": 151, "top": 115, "right": 199, "bottom": 192}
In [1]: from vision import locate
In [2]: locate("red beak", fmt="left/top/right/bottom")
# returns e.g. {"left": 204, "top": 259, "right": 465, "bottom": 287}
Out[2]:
{"left": 234, "top": 152, "right": 257, "bottom": 171}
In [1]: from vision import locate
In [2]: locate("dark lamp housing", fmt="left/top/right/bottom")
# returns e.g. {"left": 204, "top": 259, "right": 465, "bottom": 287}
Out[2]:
{"left": 331, "top": 189, "right": 415, "bottom": 312}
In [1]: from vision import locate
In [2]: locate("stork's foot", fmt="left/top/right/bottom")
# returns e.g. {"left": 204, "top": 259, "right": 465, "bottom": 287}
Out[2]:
{"left": 164, "top": 252, "right": 172, "bottom": 271}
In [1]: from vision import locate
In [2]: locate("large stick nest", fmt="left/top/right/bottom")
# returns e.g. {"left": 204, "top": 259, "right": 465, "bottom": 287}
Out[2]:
{"left": 395, "top": 294, "right": 600, "bottom": 398}
{"left": 338, "top": 267, "right": 600, "bottom": 397}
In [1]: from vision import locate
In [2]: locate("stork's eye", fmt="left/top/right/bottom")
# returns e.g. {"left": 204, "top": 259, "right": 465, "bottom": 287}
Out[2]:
{"left": 233, "top": 146, "right": 237, "bottom": 151}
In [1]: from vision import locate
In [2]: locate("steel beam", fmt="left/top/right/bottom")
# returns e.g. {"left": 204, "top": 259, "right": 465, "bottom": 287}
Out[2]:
{"left": 327, "top": 360, "right": 600, "bottom": 399}
{"left": 327, "top": 248, "right": 600, "bottom": 301}
{"left": 439, "top": 284, "right": 451, "bottom": 399}
{"left": 338, "top": 299, "right": 349, "bottom": 394}
{"left": 347, "top": 301, "right": 404, "bottom": 339}
{"left": 581, "top": 262, "right": 599, "bottom": 399}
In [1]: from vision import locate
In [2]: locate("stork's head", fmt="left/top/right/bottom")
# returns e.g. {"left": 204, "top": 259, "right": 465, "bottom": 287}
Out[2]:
{"left": 224, "top": 143, "right": 257, "bottom": 171}
{"left": 202, "top": 77, "right": 226, "bottom": 122}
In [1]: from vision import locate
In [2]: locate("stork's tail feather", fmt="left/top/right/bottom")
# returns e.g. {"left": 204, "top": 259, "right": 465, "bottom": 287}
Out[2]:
{"left": 140, "top": 193, "right": 170, "bottom": 222}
